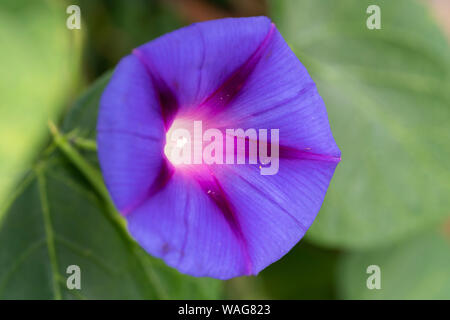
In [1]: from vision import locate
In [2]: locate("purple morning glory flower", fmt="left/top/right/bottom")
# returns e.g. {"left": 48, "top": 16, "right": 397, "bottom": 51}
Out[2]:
{"left": 97, "top": 16, "right": 340, "bottom": 279}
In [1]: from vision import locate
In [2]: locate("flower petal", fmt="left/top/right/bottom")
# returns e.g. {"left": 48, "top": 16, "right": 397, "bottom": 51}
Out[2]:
{"left": 208, "top": 158, "right": 339, "bottom": 275}
{"left": 97, "top": 55, "right": 164, "bottom": 137}
{"left": 97, "top": 16, "right": 341, "bottom": 279}
{"left": 97, "top": 55, "right": 166, "bottom": 213}
{"left": 131, "top": 17, "right": 272, "bottom": 116}
{"left": 126, "top": 171, "right": 250, "bottom": 279}
{"left": 126, "top": 156, "right": 338, "bottom": 278}
{"left": 210, "top": 25, "right": 340, "bottom": 158}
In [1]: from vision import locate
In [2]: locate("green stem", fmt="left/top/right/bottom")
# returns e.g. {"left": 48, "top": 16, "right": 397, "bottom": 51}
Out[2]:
{"left": 36, "top": 167, "right": 62, "bottom": 300}
{"left": 48, "top": 121, "right": 169, "bottom": 299}
{"left": 48, "top": 121, "right": 125, "bottom": 231}
{"left": 72, "top": 137, "right": 97, "bottom": 151}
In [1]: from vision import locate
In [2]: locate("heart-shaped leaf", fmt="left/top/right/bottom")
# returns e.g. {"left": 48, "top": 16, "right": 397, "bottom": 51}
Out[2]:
{"left": 0, "top": 0, "right": 81, "bottom": 212}
{"left": 337, "top": 227, "right": 450, "bottom": 299}
{"left": 271, "top": 0, "right": 450, "bottom": 249}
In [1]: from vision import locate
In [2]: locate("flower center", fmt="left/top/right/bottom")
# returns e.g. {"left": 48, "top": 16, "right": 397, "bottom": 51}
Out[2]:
{"left": 163, "top": 119, "right": 194, "bottom": 166}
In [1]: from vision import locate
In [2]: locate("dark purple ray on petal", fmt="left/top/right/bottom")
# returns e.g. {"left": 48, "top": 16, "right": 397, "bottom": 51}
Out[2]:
{"left": 254, "top": 134, "right": 341, "bottom": 163}
{"left": 220, "top": 129, "right": 341, "bottom": 165}
{"left": 279, "top": 145, "right": 341, "bottom": 162}
{"left": 122, "top": 159, "right": 175, "bottom": 215}
{"left": 198, "top": 23, "right": 277, "bottom": 112}
{"left": 132, "top": 48, "right": 179, "bottom": 129}
{"left": 194, "top": 170, "right": 253, "bottom": 275}
{"left": 258, "top": 129, "right": 341, "bottom": 163}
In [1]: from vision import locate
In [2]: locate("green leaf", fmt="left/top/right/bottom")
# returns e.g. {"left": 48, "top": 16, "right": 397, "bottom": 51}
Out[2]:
{"left": 226, "top": 241, "right": 339, "bottom": 299}
{"left": 62, "top": 71, "right": 112, "bottom": 140}
{"left": 270, "top": 0, "right": 450, "bottom": 249}
{"left": 0, "top": 0, "right": 82, "bottom": 211}
{"left": 258, "top": 241, "right": 339, "bottom": 299}
{"left": 75, "top": 0, "right": 183, "bottom": 78}
{"left": 0, "top": 76, "right": 222, "bottom": 299}
{"left": 337, "top": 227, "right": 450, "bottom": 299}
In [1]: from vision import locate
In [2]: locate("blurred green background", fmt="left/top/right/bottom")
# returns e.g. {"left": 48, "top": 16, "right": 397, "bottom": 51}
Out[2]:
{"left": 0, "top": 0, "right": 449, "bottom": 299}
